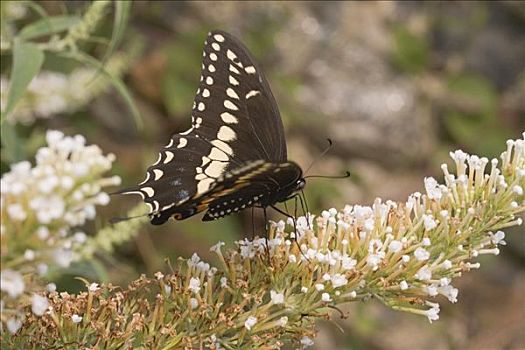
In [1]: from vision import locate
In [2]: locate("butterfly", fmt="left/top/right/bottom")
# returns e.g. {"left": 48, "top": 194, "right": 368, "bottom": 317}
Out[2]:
{"left": 119, "top": 30, "right": 305, "bottom": 225}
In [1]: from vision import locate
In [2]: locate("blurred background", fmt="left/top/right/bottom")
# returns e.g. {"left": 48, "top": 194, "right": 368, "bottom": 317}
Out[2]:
{"left": 1, "top": 1, "right": 524, "bottom": 349}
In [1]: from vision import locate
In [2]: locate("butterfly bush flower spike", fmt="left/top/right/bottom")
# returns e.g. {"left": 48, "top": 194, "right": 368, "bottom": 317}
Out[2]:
{"left": 0, "top": 130, "right": 120, "bottom": 332}
{"left": 6, "top": 134, "right": 524, "bottom": 350}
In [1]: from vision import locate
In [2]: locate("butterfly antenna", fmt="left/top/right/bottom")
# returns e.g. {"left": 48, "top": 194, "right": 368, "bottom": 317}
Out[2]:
{"left": 109, "top": 211, "right": 150, "bottom": 224}
{"left": 304, "top": 138, "right": 333, "bottom": 176}
{"left": 304, "top": 171, "right": 351, "bottom": 180}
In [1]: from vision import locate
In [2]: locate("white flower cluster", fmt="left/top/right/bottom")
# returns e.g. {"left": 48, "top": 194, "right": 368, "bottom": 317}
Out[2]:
{"left": 1, "top": 130, "right": 120, "bottom": 333}
{"left": 0, "top": 53, "right": 128, "bottom": 125}
{"left": 1, "top": 130, "right": 119, "bottom": 230}
{"left": 215, "top": 134, "right": 523, "bottom": 327}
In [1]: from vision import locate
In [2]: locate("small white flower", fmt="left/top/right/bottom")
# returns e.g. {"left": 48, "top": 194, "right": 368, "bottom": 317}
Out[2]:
{"left": 415, "top": 266, "right": 432, "bottom": 281}
{"left": 60, "top": 176, "right": 74, "bottom": 189}
{"left": 425, "top": 284, "right": 438, "bottom": 296}
{"left": 402, "top": 255, "right": 410, "bottom": 263}
{"left": 52, "top": 248, "right": 73, "bottom": 268}
{"left": 425, "top": 303, "right": 440, "bottom": 323}
{"left": 414, "top": 247, "right": 430, "bottom": 261}
{"left": 6, "top": 317, "right": 23, "bottom": 334}
{"left": 278, "top": 316, "right": 288, "bottom": 327}
{"left": 88, "top": 283, "right": 100, "bottom": 292}
{"left": 220, "top": 277, "right": 228, "bottom": 288}
{"left": 36, "top": 227, "right": 49, "bottom": 240}
{"left": 210, "top": 241, "right": 225, "bottom": 253}
{"left": 490, "top": 231, "right": 506, "bottom": 246}
{"left": 244, "top": 316, "right": 257, "bottom": 331}
{"left": 441, "top": 259, "right": 452, "bottom": 269}
{"left": 424, "top": 177, "right": 443, "bottom": 200}
{"left": 388, "top": 240, "right": 402, "bottom": 253}
{"left": 196, "top": 261, "right": 210, "bottom": 273}
{"left": 96, "top": 192, "right": 110, "bottom": 205}
{"left": 270, "top": 290, "right": 285, "bottom": 305}
{"left": 190, "top": 298, "right": 199, "bottom": 309}
{"left": 300, "top": 336, "right": 315, "bottom": 347}
{"left": 342, "top": 255, "right": 357, "bottom": 270}
{"left": 322, "top": 273, "right": 331, "bottom": 281}
{"left": 315, "top": 283, "right": 324, "bottom": 291}
{"left": 73, "top": 231, "right": 87, "bottom": 243}
{"left": 0, "top": 269, "right": 25, "bottom": 298}
{"left": 188, "top": 277, "right": 201, "bottom": 293}
{"left": 7, "top": 204, "right": 27, "bottom": 221}
{"left": 422, "top": 237, "right": 431, "bottom": 246}
{"left": 438, "top": 285, "right": 458, "bottom": 303}
{"left": 46, "top": 283, "right": 57, "bottom": 292}
{"left": 187, "top": 253, "right": 201, "bottom": 267}
{"left": 400, "top": 280, "right": 408, "bottom": 290}
{"left": 289, "top": 254, "right": 297, "bottom": 263}
{"left": 46, "top": 130, "right": 64, "bottom": 145}
{"left": 513, "top": 185, "right": 523, "bottom": 195}
{"left": 450, "top": 149, "right": 469, "bottom": 163}
{"left": 331, "top": 274, "right": 348, "bottom": 288}
{"left": 71, "top": 314, "right": 83, "bottom": 323}
{"left": 440, "top": 277, "right": 450, "bottom": 286}
{"left": 321, "top": 292, "right": 332, "bottom": 302}
{"left": 422, "top": 214, "right": 437, "bottom": 231}
{"left": 366, "top": 252, "right": 385, "bottom": 269}
{"left": 301, "top": 286, "right": 308, "bottom": 293}
{"left": 364, "top": 218, "right": 375, "bottom": 231}
{"left": 24, "top": 249, "right": 35, "bottom": 261}
{"left": 31, "top": 294, "right": 49, "bottom": 316}
{"left": 164, "top": 285, "right": 172, "bottom": 294}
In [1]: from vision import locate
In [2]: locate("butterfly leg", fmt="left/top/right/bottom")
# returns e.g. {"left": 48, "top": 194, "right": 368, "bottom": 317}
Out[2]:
{"left": 251, "top": 206, "right": 255, "bottom": 241}
{"left": 270, "top": 202, "right": 309, "bottom": 262}
{"left": 300, "top": 189, "right": 311, "bottom": 229}
{"left": 263, "top": 206, "right": 272, "bottom": 265}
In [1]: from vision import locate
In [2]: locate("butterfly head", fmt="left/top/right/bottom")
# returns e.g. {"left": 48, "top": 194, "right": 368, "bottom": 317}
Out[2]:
{"left": 295, "top": 178, "right": 306, "bottom": 191}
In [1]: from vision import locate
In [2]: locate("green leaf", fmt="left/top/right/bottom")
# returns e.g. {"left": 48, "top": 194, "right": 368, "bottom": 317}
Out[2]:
{"left": 89, "top": 1, "right": 131, "bottom": 83}
{"left": 58, "top": 51, "right": 143, "bottom": 129}
{"left": 107, "top": 1, "right": 131, "bottom": 59}
{"left": 18, "top": 15, "right": 81, "bottom": 40}
{"left": 2, "top": 40, "right": 45, "bottom": 123}
{"left": 0, "top": 122, "right": 24, "bottom": 163}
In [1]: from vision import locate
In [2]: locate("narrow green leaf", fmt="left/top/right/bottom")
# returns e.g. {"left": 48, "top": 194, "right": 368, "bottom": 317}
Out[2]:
{"left": 90, "top": 1, "right": 131, "bottom": 82}
{"left": 108, "top": 1, "right": 131, "bottom": 58}
{"left": 58, "top": 51, "right": 143, "bottom": 129}
{"left": 18, "top": 15, "right": 81, "bottom": 40}
{"left": 23, "top": 1, "right": 50, "bottom": 21}
{"left": 2, "top": 40, "right": 45, "bottom": 122}
{"left": 0, "top": 122, "right": 24, "bottom": 163}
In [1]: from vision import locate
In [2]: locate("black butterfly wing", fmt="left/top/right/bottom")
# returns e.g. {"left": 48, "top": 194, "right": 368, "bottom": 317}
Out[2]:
{"left": 120, "top": 30, "right": 288, "bottom": 222}
{"left": 191, "top": 30, "right": 287, "bottom": 164}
